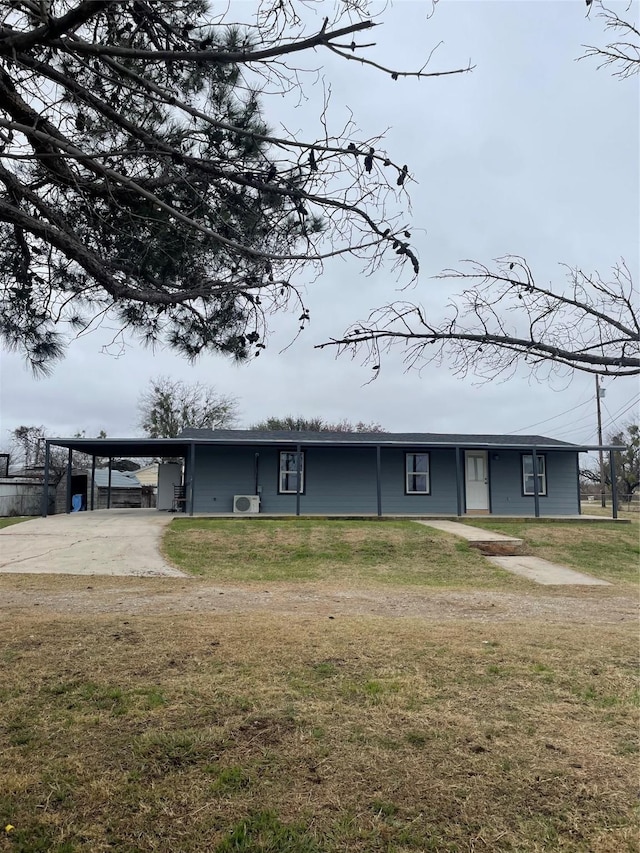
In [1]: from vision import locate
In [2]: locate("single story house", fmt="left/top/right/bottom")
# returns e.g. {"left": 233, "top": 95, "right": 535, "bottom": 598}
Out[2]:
{"left": 40, "top": 430, "right": 626, "bottom": 518}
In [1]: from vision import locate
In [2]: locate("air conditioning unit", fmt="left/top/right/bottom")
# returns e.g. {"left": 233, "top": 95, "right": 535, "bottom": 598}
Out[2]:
{"left": 233, "top": 495, "right": 260, "bottom": 514}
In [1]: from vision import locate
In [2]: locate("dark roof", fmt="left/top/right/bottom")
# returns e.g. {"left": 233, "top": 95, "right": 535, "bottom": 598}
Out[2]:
{"left": 47, "top": 430, "right": 623, "bottom": 456}
{"left": 180, "top": 428, "right": 576, "bottom": 448}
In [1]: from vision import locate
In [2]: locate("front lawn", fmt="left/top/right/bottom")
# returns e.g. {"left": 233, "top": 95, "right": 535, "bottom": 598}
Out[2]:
{"left": 1, "top": 613, "right": 637, "bottom": 852}
{"left": 163, "top": 519, "right": 530, "bottom": 589}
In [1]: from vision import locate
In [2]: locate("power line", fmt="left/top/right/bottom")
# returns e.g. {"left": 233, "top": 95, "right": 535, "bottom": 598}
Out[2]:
{"left": 509, "top": 390, "right": 639, "bottom": 443}
{"left": 556, "top": 424, "right": 597, "bottom": 443}
{"left": 601, "top": 396, "right": 640, "bottom": 433}
{"left": 509, "top": 396, "right": 592, "bottom": 434}
{"left": 568, "top": 396, "right": 640, "bottom": 445}
{"left": 598, "top": 394, "right": 640, "bottom": 431}
{"left": 547, "top": 406, "right": 603, "bottom": 438}
{"left": 553, "top": 392, "right": 639, "bottom": 440}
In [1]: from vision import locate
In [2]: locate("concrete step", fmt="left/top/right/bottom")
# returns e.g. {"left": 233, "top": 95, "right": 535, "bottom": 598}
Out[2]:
{"left": 414, "top": 519, "right": 524, "bottom": 556}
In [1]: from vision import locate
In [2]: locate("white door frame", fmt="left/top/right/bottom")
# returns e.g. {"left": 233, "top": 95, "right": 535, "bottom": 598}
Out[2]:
{"left": 464, "top": 450, "right": 490, "bottom": 513}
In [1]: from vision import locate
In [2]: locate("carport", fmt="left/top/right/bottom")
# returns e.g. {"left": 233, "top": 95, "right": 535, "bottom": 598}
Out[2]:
{"left": 41, "top": 437, "right": 193, "bottom": 516}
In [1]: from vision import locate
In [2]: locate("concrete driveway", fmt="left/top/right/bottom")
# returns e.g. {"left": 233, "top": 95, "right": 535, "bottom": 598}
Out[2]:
{"left": 0, "top": 509, "right": 186, "bottom": 576}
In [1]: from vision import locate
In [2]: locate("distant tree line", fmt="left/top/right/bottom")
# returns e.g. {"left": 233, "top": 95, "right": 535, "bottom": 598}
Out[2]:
{"left": 5, "top": 377, "right": 387, "bottom": 483}
{"left": 581, "top": 422, "right": 640, "bottom": 504}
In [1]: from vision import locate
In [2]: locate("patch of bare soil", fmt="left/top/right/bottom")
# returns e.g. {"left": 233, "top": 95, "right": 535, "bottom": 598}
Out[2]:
{"left": 0, "top": 579, "right": 636, "bottom": 624}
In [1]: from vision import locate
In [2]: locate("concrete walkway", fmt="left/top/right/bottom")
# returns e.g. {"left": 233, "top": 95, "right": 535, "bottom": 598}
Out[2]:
{"left": 416, "top": 519, "right": 610, "bottom": 586}
{"left": 415, "top": 519, "right": 523, "bottom": 555}
{"left": 487, "top": 556, "right": 611, "bottom": 586}
{"left": 0, "top": 510, "right": 185, "bottom": 576}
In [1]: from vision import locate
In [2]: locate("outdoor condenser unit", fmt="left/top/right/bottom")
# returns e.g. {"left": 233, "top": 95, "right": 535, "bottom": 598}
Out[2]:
{"left": 233, "top": 495, "right": 260, "bottom": 514}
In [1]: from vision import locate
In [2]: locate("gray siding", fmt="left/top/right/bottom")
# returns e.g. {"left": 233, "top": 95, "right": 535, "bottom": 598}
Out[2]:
{"left": 380, "top": 448, "right": 458, "bottom": 514}
{"left": 192, "top": 445, "right": 579, "bottom": 516}
{"left": 194, "top": 446, "right": 457, "bottom": 514}
{"left": 193, "top": 445, "right": 380, "bottom": 514}
{"left": 193, "top": 445, "right": 258, "bottom": 513}
{"left": 488, "top": 450, "right": 579, "bottom": 515}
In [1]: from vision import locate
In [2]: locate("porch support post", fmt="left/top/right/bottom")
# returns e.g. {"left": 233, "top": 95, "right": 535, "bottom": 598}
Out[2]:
{"left": 295, "top": 444, "right": 301, "bottom": 517}
{"left": 107, "top": 458, "right": 112, "bottom": 509}
{"left": 576, "top": 452, "right": 582, "bottom": 516}
{"left": 41, "top": 440, "right": 51, "bottom": 517}
{"left": 90, "top": 454, "right": 96, "bottom": 511}
{"left": 65, "top": 447, "right": 73, "bottom": 513}
{"left": 376, "top": 445, "right": 382, "bottom": 517}
{"left": 455, "top": 447, "right": 463, "bottom": 517}
{"left": 532, "top": 446, "right": 540, "bottom": 518}
{"left": 188, "top": 442, "right": 196, "bottom": 516}
{"left": 610, "top": 449, "right": 618, "bottom": 520}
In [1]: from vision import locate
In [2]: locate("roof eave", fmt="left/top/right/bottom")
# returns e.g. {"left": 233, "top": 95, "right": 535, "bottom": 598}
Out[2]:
{"left": 46, "top": 436, "right": 625, "bottom": 453}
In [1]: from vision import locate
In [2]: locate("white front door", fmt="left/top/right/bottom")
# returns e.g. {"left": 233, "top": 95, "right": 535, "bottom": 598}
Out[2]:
{"left": 465, "top": 451, "right": 489, "bottom": 512}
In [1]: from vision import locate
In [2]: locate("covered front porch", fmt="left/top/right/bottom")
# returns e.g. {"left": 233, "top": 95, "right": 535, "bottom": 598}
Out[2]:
{"left": 41, "top": 436, "right": 626, "bottom": 520}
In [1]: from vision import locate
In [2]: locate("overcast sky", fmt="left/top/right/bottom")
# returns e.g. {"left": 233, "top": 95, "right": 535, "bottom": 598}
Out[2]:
{"left": 0, "top": 0, "right": 638, "bottom": 448}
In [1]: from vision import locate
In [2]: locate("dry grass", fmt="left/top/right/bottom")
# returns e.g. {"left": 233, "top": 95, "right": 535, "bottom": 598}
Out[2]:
{"left": 163, "top": 519, "right": 532, "bottom": 590}
{"left": 0, "top": 611, "right": 637, "bottom": 852}
{"left": 580, "top": 502, "right": 639, "bottom": 517}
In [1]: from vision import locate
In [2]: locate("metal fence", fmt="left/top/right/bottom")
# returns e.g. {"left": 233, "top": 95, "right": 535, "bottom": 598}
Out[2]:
{"left": 580, "top": 492, "right": 639, "bottom": 515}
{"left": 0, "top": 482, "right": 55, "bottom": 517}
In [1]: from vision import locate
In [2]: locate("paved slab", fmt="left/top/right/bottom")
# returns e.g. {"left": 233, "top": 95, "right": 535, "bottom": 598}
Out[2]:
{"left": 0, "top": 509, "right": 185, "bottom": 576}
{"left": 415, "top": 519, "right": 523, "bottom": 553}
{"left": 488, "top": 555, "right": 611, "bottom": 586}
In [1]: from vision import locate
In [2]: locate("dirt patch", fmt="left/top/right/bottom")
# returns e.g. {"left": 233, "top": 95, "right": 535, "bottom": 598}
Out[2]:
{"left": 0, "top": 577, "right": 635, "bottom": 624}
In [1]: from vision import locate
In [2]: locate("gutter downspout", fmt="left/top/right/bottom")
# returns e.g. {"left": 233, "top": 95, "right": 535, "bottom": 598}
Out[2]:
{"left": 254, "top": 453, "right": 260, "bottom": 497}
{"left": 455, "top": 447, "right": 463, "bottom": 517}
{"left": 107, "top": 458, "right": 112, "bottom": 509}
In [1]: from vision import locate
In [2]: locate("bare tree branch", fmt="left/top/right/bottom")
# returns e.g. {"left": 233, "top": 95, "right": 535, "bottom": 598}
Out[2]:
{"left": 579, "top": 0, "right": 640, "bottom": 78}
{"left": 318, "top": 3, "right": 639, "bottom": 384}
{"left": 317, "top": 258, "right": 640, "bottom": 380}
{"left": 0, "top": 0, "right": 469, "bottom": 372}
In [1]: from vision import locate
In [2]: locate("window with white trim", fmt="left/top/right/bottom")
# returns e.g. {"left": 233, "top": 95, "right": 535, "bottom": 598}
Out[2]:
{"left": 522, "top": 454, "right": 547, "bottom": 496}
{"left": 406, "top": 452, "right": 430, "bottom": 494}
{"left": 279, "top": 450, "right": 304, "bottom": 494}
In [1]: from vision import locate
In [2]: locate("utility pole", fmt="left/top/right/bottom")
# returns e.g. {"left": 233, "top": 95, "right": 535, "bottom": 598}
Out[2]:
{"left": 595, "top": 375, "right": 606, "bottom": 507}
